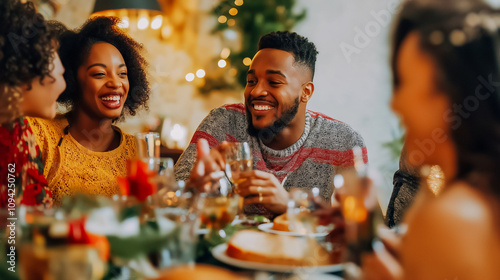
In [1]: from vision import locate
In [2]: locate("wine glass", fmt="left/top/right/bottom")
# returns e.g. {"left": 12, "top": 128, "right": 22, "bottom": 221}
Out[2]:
{"left": 223, "top": 142, "right": 252, "bottom": 219}
{"left": 197, "top": 179, "right": 238, "bottom": 243}
{"left": 135, "top": 132, "right": 161, "bottom": 172}
{"left": 287, "top": 188, "right": 324, "bottom": 235}
{"left": 287, "top": 188, "right": 337, "bottom": 268}
{"left": 152, "top": 181, "right": 197, "bottom": 268}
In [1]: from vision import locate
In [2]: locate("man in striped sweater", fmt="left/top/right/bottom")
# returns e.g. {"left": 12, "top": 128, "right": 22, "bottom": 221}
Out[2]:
{"left": 175, "top": 31, "right": 367, "bottom": 218}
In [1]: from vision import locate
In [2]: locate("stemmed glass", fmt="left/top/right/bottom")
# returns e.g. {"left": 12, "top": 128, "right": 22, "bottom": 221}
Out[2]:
{"left": 197, "top": 178, "right": 238, "bottom": 243}
{"left": 287, "top": 187, "right": 335, "bottom": 235}
{"left": 287, "top": 188, "right": 338, "bottom": 269}
{"left": 223, "top": 142, "right": 252, "bottom": 220}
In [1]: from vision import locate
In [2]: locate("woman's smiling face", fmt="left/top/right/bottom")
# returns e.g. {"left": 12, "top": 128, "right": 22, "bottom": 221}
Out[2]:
{"left": 77, "top": 42, "right": 129, "bottom": 120}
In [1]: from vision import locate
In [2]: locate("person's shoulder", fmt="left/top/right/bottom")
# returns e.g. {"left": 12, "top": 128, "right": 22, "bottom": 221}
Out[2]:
{"left": 208, "top": 103, "right": 246, "bottom": 119}
{"left": 200, "top": 103, "right": 246, "bottom": 128}
{"left": 27, "top": 114, "right": 67, "bottom": 139}
{"left": 119, "top": 129, "right": 137, "bottom": 147}
{"left": 120, "top": 130, "right": 135, "bottom": 142}
{"left": 403, "top": 181, "right": 500, "bottom": 279}
{"left": 116, "top": 129, "right": 139, "bottom": 157}
{"left": 307, "top": 109, "right": 343, "bottom": 124}
{"left": 26, "top": 114, "right": 68, "bottom": 154}
{"left": 220, "top": 103, "right": 246, "bottom": 114}
{"left": 307, "top": 109, "right": 365, "bottom": 147}
{"left": 419, "top": 182, "right": 495, "bottom": 231}
{"left": 308, "top": 109, "right": 359, "bottom": 134}
{"left": 27, "top": 114, "right": 67, "bottom": 132}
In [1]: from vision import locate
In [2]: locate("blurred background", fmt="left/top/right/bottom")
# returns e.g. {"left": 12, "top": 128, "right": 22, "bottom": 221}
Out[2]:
{"left": 31, "top": 0, "right": 500, "bottom": 211}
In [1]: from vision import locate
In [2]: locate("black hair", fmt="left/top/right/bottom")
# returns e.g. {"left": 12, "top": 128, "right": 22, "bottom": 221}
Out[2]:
{"left": 57, "top": 16, "right": 149, "bottom": 118}
{"left": 258, "top": 31, "right": 318, "bottom": 80}
{"left": 0, "top": 0, "right": 58, "bottom": 88}
{"left": 392, "top": 0, "right": 500, "bottom": 201}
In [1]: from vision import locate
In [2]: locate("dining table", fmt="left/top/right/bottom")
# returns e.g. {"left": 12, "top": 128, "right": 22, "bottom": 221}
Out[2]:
{"left": 192, "top": 222, "right": 346, "bottom": 280}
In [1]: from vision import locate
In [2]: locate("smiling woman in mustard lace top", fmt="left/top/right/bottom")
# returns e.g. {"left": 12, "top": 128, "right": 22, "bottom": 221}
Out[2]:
{"left": 29, "top": 17, "right": 150, "bottom": 205}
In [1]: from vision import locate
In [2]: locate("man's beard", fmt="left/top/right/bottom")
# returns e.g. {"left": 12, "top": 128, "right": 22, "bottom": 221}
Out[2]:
{"left": 246, "top": 97, "right": 300, "bottom": 144}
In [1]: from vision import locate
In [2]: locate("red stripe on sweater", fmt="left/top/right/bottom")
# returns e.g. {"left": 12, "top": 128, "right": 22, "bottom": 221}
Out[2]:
{"left": 362, "top": 146, "right": 368, "bottom": 163}
{"left": 256, "top": 146, "right": 368, "bottom": 174}
{"left": 189, "top": 131, "right": 220, "bottom": 148}
{"left": 223, "top": 103, "right": 246, "bottom": 114}
{"left": 225, "top": 134, "right": 239, "bottom": 143}
{"left": 307, "top": 110, "right": 343, "bottom": 123}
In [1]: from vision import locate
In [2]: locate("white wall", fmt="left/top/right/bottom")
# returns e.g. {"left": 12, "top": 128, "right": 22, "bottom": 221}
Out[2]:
{"left": 294, "top": 0, "right": 405, "bottom": 210}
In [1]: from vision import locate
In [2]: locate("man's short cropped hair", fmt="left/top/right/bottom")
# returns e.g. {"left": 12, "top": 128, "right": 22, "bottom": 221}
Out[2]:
{"left": 258, "top": 31, "right": 318, "bottom": 80}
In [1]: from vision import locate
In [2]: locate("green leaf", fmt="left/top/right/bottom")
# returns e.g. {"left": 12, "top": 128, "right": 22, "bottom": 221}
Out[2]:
{"left": 107, "top": 223, "right": 180, "bottom": 259}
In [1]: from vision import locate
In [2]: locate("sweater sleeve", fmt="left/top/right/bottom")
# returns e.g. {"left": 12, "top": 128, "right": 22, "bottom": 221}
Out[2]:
{"left": 174, "top": 106, "right": 232, "bottom": 182}
{"left": 385, "top": 169, "right": 420, "bottom": 227}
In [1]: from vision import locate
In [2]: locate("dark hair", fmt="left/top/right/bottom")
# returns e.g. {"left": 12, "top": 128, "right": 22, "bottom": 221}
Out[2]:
{"left": 57, "top": 16, "right": 149, "bottom": 118}
{"left": 258, "top": 31, "right": 318, "bottom": 80}
{"left": 0, "top": 0, "right": 58, "bottom": 88}
{"left": 392, "top": 0, "right": 500, "bottom": 200}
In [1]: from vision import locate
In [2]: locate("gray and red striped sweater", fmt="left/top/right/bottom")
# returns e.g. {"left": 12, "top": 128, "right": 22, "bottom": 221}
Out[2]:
{"left": 174, "top": 103, "right": 367, "bottom": 216}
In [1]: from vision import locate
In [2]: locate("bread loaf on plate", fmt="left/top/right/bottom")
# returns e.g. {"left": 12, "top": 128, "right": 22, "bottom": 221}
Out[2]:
{"left": 226, "top": 230, "right": 333, "bottom": 266}
{"left": 272, "top": 213, "right": 289, "bottom": 232}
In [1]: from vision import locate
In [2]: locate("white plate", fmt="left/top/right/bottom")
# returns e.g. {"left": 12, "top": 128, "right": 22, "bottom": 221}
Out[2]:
{"left": 212, "top": 243, "right": 343, "bottom": 273}
{"left": 257, "top": 223, "right": 329, "bottom": 238}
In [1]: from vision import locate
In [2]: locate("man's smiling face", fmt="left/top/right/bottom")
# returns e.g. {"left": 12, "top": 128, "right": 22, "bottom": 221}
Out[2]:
{"left": 244, "top": 48, "right": 308, "bottom": 138}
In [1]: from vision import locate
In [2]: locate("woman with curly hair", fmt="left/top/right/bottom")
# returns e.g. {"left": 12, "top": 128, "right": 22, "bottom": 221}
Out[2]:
{"left": 0, "top": 0, "right": 66, "bottom": 208}
{"left": 29, "top": 16, "right": 150, "bottom": 204}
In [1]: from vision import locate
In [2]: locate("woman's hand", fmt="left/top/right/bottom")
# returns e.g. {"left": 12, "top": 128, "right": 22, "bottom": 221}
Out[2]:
{"left": 237, "top": 170, "right": 288, "bottom": 214}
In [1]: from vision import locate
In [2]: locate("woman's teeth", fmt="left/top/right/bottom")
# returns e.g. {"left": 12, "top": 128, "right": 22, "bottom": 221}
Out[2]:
{"left": 101, "top": 96, "right": 121, "bottom": 101}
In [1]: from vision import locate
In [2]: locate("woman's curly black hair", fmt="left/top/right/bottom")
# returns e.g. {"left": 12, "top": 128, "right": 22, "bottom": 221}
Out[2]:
{"left": 0, "top": 0, "right": 58, "bottom": 88}
{"left": 57, "top": 16, "right": 149, "bottom": 118}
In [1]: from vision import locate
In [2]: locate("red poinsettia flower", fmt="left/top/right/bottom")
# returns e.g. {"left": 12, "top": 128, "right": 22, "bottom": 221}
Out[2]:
{"left": 117, "top": 159, "right": 157, "bottom": 202}
{"left": 68, "top": 217, "right": 91, "bottom": 244}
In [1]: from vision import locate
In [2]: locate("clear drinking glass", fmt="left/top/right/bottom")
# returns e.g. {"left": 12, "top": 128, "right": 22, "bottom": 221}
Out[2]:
{"left": 135, "top": 132, "right": 161, "bottom": 171}
{"left": 196, "top": 179, "right": 238, "bottom": 242}
{"left": 145, "top": 157, "right": 174, "bottom": 175}
{"left": 151, "top": 179, "right": 197, "bottom": 269}
{"left": 223, "top": 142, "right": 252, "bottom": 219}
{"left": 287, "top": 188, "right": 321, "bottom": 235}
{"left": 153, "top": 204, "right": 198, "bottom": 268}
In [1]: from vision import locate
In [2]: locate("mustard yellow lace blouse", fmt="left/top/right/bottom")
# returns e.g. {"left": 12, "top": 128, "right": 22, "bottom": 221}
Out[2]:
{"left": 28, "top": 115, "right": 138, "bottom": 205}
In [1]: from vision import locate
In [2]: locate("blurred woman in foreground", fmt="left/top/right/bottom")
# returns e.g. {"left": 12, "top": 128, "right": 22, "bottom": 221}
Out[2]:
{"left": 0, "top": 0, "right": 66, "bottom": 208}
{"left": 364, "top": 0, "right": 500, "bottom": 279}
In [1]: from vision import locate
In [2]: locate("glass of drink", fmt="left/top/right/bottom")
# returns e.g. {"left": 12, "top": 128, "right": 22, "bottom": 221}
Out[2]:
{"left": 335, "top": 146, "right": 384, "bottom": 279}
{"left": 153, "top": 203, "right": 197, "bottom": 268}
{"left": 223, "top": 142, "right": 252, "bottom": 219}
{"left": 197, "top": 179, "right": 238, "bottom": 242}
{"left": 287, "top": 188, "right": 325, "bottom": 235}
{"left": 135, "top": 132, "right": 161, "bottom": 172}
{"left": 135, "top": 132, "right": 160, "bottom": 158}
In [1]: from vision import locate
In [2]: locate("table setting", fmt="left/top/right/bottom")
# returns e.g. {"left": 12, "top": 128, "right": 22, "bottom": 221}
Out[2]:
{"left": 0, "top": 133, "right": 375, "bottom": 280}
